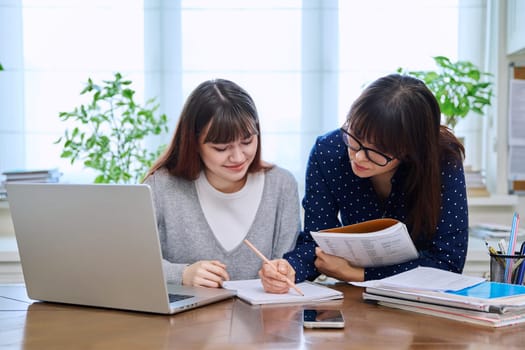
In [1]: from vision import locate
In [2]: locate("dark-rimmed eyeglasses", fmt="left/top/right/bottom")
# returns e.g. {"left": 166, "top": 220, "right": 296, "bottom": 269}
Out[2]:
{"left": 339, "top": 128, "right": 394, "bottom": 167}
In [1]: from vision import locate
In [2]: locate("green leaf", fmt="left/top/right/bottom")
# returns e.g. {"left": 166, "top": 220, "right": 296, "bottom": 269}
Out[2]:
{"left": 94, "top": 175, "right": 106, "bottom": 183}
{"left": 122, "top": 89, "right": 134, "bottom": 99}
{"left": 60, "top": 150, "right": 73, "bottom": 158}
{"left": 85, "top": 136, "right": 96, "bottom": 150}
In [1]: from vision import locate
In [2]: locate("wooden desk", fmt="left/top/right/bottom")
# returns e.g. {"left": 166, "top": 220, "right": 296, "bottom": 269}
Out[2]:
{"left": 1, "top": 283, "right": 524, "bottom": 349}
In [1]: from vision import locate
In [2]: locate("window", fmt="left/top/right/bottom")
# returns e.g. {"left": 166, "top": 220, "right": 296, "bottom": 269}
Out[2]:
{"left": 338, "top": 0, "right": 458, "bottom": 123}
{"left": 179, "top": 0, "right": 305, "bottom": 178}
{"left": 3, "top": 0, "right": 488, "bottom": 192}
{"left": 146, "top": 0, "right": 460, "bottom": 186}
{"left": 1, "top": 0, "right": 144, "bottom": 182}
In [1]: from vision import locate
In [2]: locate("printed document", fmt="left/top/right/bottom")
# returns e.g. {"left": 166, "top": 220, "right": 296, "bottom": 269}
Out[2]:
{"left": 311, "top": 218, "right": 418, "bottom": 267}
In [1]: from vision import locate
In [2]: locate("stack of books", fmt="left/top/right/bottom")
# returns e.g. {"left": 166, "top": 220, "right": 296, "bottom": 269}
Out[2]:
{"left": 355, "top": 267, "right": 525, "bottom": 328}
{"left": 464, "top": 166, "right": 490, "bottom": 197}
{"left": 469, "top": 222, "right": 525, "bottom": 240}
{"left": 1, "top": 168, "right": 61, "bottom": 200}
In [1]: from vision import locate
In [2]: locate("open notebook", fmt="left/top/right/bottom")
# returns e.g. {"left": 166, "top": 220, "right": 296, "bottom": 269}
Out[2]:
{"left": 6, "top": 183, "right": 235, "bottom": 314}
{"left": 223, "top": 279, "right": 343, "bottom": 305}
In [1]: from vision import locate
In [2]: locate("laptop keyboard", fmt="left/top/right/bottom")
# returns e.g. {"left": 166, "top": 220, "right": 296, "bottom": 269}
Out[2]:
{"left": 168, "top": 293, "right": 193, "bottom": 303}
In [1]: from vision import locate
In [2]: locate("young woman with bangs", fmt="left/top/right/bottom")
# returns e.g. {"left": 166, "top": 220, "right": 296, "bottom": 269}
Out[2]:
{"left": 260, "top": 74, "right": 468, "bottom": 293}
{"left": 144, "top": 79, "right": 300, "bottom": 288}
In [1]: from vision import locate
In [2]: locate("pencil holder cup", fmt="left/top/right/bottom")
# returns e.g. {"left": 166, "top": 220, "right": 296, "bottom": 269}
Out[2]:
{"left": 490, "top": 252, "right": 525, "bottom": 285}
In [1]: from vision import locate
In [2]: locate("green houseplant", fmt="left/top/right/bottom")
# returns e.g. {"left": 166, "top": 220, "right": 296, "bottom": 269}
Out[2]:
{"left": 398, "top": 56, "right": 493, "bottom": 129}
{"left": 56, "top": 73, "right": 169, "bottom": 184}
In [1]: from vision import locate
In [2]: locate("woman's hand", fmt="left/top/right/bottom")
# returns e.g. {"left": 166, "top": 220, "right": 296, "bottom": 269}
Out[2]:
{"left": 259, "top": 259, "right": 296, "bottom": 294}
{"left": 314, "top": 247, "right": 364, "bottom": 282}
{"left": 182, "top": 260, "right": 230, "bottom": 288}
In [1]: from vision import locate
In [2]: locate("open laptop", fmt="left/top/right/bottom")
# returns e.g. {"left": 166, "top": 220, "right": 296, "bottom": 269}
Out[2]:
{"left": 6, "top": 183, "right": 235, "bottom": 314}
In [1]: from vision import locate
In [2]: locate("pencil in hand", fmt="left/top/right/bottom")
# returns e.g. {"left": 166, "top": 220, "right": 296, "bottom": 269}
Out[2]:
{"left": 243, "top": 239, "right": 304, "bottom": 296}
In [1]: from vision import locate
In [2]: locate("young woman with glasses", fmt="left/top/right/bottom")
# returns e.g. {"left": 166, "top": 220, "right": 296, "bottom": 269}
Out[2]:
{"left": 260, "top": 74, "right": 468, "bottom": 293}
{"left": 144, "top": 79, "right": 300, "bottom": 288}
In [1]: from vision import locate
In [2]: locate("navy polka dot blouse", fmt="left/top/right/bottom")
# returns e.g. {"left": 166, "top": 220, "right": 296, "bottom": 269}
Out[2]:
{"left": 284, "top": 129, "right": 469, "bottom": 282}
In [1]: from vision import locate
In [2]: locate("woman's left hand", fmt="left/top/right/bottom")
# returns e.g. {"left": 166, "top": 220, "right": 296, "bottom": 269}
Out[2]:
{"left": 314, "top": 247, "right": 365, "bottom": 282}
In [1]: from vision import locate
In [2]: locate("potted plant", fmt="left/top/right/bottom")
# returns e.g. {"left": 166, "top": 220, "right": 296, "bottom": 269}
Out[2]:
{"left": 398, "top": 56, "right": 493, "bottom": 129}
{"left": 56, "top": 73, "right": 169, "bottom": 184}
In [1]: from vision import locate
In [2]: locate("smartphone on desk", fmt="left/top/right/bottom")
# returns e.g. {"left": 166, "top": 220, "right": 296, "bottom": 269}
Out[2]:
{"left": 303, "top": 309, "right": 345, "bottom": 329}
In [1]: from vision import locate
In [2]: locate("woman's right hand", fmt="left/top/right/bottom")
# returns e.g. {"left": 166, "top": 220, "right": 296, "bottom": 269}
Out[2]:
{"left": 259, "top": 259, "right": 296, "bottom": 294}
{"left": 182, "top": 260, "right": 230, "bottom": 288}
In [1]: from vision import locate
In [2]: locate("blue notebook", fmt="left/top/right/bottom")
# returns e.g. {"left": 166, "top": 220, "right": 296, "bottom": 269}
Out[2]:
{"left": 447, "top": 282, "right": 525, "bottom": 299}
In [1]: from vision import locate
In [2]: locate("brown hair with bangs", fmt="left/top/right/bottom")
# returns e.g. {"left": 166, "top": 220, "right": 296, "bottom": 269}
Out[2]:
{"left": 145, "top": 79, "right": 271, "bottom": 181}
{"left": 345, "top": 74, "right": 464, "bottom": 239}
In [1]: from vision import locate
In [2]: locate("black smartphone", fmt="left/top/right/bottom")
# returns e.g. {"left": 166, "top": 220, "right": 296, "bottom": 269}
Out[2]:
{"left": 302, "top": 309, "right": 345, "bottom": 328}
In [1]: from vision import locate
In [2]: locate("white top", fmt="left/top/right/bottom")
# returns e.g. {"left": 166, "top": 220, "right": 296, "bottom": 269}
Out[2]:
{"left": 195, "top": 171, "right": 265, "bottom": 251}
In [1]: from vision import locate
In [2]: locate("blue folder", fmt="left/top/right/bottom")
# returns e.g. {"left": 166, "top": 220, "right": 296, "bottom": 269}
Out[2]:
{"left": 447, "top": 281, "right": 525, "bottom": 299}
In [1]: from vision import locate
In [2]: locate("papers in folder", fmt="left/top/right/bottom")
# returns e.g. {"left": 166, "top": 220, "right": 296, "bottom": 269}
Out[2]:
{"left": 311, "top": 218, "right": 418, "bottom": 267}
{"left": 222, "top": 279, "right": 343, "bottom": 305}
{"left": 352, "top": 266, "right": 485, "bottom": 291}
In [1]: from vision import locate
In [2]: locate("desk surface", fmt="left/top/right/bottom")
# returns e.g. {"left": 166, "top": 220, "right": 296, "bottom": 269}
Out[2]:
{"left": 1, "top": 283, "right": 525, "bottom": 350}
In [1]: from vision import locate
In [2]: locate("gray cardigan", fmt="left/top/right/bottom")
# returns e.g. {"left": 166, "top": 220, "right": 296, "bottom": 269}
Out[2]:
{"left": 144, "top": 166, "right": 301, "bottom": 284}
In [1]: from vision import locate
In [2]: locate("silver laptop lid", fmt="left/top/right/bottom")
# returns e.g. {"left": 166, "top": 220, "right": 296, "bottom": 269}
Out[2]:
{"left": 7, "top": 183, "right": 178, "bottom": 314}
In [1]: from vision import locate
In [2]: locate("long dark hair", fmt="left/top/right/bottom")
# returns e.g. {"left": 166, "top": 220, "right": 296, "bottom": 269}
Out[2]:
{"left": 146, "top": 79, "right": 270, "bottom": 181}
{"left": 347, "top": 74, "right": 464, "bottom": 239}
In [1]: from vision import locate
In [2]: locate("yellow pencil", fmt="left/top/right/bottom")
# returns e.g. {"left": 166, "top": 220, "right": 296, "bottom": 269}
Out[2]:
{"left": 485, "top": 240, "right": 505, "bottom": 267}
{"left": 243, "top": 239, "right": 304, "bottom": 296}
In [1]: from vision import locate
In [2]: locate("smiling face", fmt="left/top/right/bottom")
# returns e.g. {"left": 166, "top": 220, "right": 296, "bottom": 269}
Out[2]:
{"left": 198, "top": 127, "right": 259, "bottom": 193}
{"left": 347, "top": 137, "right": 401, "bottom": 180}
{"left": 339, "top": 124, "right": 400, "bottom": 180}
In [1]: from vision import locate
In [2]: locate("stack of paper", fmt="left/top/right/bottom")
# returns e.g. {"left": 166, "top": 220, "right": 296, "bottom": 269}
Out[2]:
{"left": 354, "top": 267, "right": 525, "bottom": 328}
{"left": 366, "top": 295, "right": 525, "bottom": 328}
{"left": 223, "top": 279, "right": 343, "bottom": 305}
{"left": 2, "top": 168, "right": 61, "bottom": 183}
